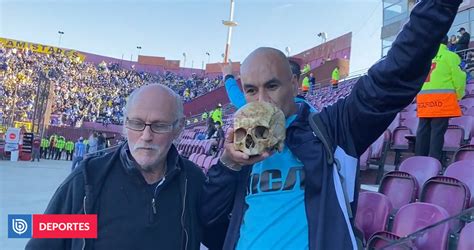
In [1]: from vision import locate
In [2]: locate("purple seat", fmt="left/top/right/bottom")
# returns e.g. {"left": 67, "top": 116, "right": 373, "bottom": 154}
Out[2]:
{"left": 399, "top": 156, "right": 441, "bottom": 195}
{"left": 466, "top": 84, "right": 474, "bottom": 95}
{"left": 355, "top": 192, "right": 392, "bottom": 243}
{"left": 359, "top": 147, "right": 371, "bottom": 171}
{"left": 453, "top": 144, "right": 474, "bottom": 162}
{"left": 196, "top": 154, "right": 207, "bottom": 167}
{"left": 367, "top": 231, "right": 406, "bottom": 249}
{"left": 400, "top": 110, "right": 417, "bottom": 122}
{"left": 391, "top": 202, "right": 450, "bottom": 250}
{"left": 379, "top": 171, "right": 418, "bottom": 211}
{"left": 458, "top": 222, "right": 474, "bottom": 250}
{"left": 387, "top": 114, "right": 401, "bottom": 135}
{"left": 189, "top": 153, "right": 198, "bottom": 162}
{"left": 391, "top": 126, "right": 413, "bottom": 150}
{"left": 465, "top": 107, "right": 474, "bottom": 116}
{"left": 203, "top": 141, "right": 213, "bottom": 155}
{"left": 444, "top": 160, "right": 474, "bottom": 207}
{"left": 209, "top": 157, "right": 219, "bottom": 168}
{"left": 459, "top": 98, "right": 474, "bottom": 110}
{"left": 202, "top": 156, "right": 214, "bottom": 173}
{"left": 401, "top": 117, "right": 419, "bottom": 132}
{"left": 369, "top": 131, "right": 391, "bottom": 184}
{"left": 449, "top": 116, "right": 474, "bottom": 141}
{"left": 420, "top": 176, "right": 470, "bottom": 231}
{"left": 443, "top": 125, "right": 465, "bottom": 152}
{"left": 391, "top": 118, "right": 418, "bottom": 165}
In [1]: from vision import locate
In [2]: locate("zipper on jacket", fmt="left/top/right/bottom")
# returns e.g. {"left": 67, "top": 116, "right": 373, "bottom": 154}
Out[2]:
{"left": 82, "top": 195, "right": 87, "bottom": 250}
{"left": 151, "top": 176, "right": 166, "bottom": 218}
{"left": 181, "top": 178, "right": 188, "bottom": 250}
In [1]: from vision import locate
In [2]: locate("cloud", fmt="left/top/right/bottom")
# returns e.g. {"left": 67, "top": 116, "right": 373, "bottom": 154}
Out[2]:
{"left": 273, "top": 3, "right": 294, "bottom": 11}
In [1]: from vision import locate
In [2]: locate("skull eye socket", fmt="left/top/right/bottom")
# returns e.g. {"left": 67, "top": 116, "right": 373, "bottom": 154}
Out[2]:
{"left": 235, "top": 128, "right": 247, "bottom": 141}
{"left": 254, "top": 126, "right": 269, "bottom": 139}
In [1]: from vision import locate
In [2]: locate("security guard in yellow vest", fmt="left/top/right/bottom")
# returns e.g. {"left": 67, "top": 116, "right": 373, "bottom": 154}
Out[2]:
{"left": 416, "top": 36, "right": 466, "bottom": 161}
{"left": 211, "top": 104, "right": 223, "bottom": 125}
{"left": 55, "top": 136, "right": 66, "bottom": 160}
{"left": 65, "top": 140, "right": 75, "bottom": 161}
{"left": 202, "top": 111, "right": 208, "bottom": 121}
{"left": 40, "top": 138, "right": 49, "bottom": 159}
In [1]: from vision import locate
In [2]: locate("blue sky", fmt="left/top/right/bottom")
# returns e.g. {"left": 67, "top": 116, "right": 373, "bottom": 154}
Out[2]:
{"left": 0, "top": 0, "right": 382, "bottom": 73}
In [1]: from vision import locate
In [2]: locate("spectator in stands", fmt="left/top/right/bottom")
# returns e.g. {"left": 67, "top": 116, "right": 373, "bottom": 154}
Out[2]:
{"left": 309, "top": 72, "right": 316, "bottom": 94}
{"left": 210, "top": 121, "right": 225, "bottom": 155}
{"left": 26, "top": 84, "right": 209, "bottom": 249}
{"left": 449, "top": 34, "right": 458, "bottom": 51}
{"left": 71, "top": 137, "right": 85, "bottom": 171}
{"left": 456, "top": 27, "right": 470, "bottom": 56}
{"left": 465, "top": 51, "right": 474, "bottom": 76}
{"left": 200, "top": 1, "right": 461, "bottom": 249}
{"left": 211, "top": 103, "right": 223, "bottom": 125}
{"left": 31, "top": 135, "right": 41, "bottom": 162}
{"left": 416, "top": 35, "right": 466, "bottom": 162}
{"left": 0, "top": 43, "right": 222, "bottom": 127}
{"left": 331, "top": 66, "right": 340, "bottom": 89}
{"left": 201, "top": 110, "right": 208, "bottom": 121}
{"left": 206, "top": 117, "right": 217, "bottom": 139}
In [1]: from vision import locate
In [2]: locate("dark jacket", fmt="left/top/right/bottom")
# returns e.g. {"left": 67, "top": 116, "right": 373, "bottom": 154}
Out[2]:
{"left": 199, "top": 0, "right": 462, "bottom": 249}
{"left": 26, "top": 143, "right": 206, "bottom": 250}
{"left": 456, "top": 32, "right": 471, "bottom": 51}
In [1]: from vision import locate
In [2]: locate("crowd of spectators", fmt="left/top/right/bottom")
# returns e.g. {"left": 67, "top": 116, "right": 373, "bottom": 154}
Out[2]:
{"left": 0, "top": 45, "right": 222, "bottom": 127}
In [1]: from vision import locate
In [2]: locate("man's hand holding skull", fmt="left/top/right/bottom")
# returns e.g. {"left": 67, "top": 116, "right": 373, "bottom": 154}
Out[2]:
{"left": 220, "top": 102, "right": 286, "bottom": 171}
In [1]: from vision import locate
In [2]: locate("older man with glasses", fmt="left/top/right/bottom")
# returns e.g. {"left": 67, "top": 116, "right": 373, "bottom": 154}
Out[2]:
{"left": 26, "top": 84, "right": 210, "bottom": 250}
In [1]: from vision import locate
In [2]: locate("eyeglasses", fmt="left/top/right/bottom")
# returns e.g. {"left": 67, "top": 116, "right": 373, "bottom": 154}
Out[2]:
{"left": 125, "top": 118, "right": 178, "bottom": 134}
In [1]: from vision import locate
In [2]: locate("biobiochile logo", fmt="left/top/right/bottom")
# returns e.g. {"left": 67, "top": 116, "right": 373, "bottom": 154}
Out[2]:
{"left": 8, "top": 214, "right": 97, "bottom": 239}
{"left": 8, "top": 215, "right": 32, "bottom": 238}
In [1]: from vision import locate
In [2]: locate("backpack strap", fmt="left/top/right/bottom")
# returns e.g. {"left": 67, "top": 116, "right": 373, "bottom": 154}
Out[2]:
{"left": 308, "top": 113, "right": 353, "bottom": 219}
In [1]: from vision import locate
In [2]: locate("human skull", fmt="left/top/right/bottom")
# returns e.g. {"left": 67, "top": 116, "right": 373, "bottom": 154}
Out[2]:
{"left": 233, "top": 102, "right": 286, "bottom": 156}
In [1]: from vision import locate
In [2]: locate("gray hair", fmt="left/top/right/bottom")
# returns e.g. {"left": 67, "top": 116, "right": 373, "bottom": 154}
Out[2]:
{"left": 123, "top": 84, "right": 184, "bottom": 137}
{"left": 124, "top": 84, "right": 184, "bottom": 120}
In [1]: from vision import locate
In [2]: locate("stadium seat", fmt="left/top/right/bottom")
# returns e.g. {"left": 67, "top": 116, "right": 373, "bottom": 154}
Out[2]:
{"left": 460, "top": 97, "right": 474, "bottom": 110}
{"left": 188, "top": 153, "right": 199, "bottom": 163}
{"left": 369, "top": 202, "right": 450, "bottom": 250}
{"left": 355, "top": 192, "right": 392, "bottom": 244}
{"left": 210, "top": 157, "right": 219, "bottom": 166}
{"left": 453, "top": 144, "right": 474, "bottom": 162}
{"left": 202, "top": 156, "right": 214, "bottom": 173}
{"left": 466, "top": 84, "right": 474, "bottom": 95}
{"left": 444, "top": 160, "right": 474, "bottom": 207}
{"left": 420, "top": 176, "right": 470, "bottom": 231}
{"left": 443, "top": 125, "right": 466, "bottom": 154}
{"left": 391, "top": 118, "right": 418, "bottom": 165}
{"left": 449, "top": 116, "right": 474, "bottom": 141}
{"left": 458, "top": 222, "right": 474, "bottom": 250}
{"left": 359, "top": 147, "right": 371, "bottom": 171}
{"left": 399, "top": 156, "right": 441, "bottom": 195}
{"left": 369, "top": 131, "right": 391, "bottom": 184}
{"left": 366, "top": 231, "right": 404, "bottom": 249}
{"left": 379, "top": 171, "right": 418, "bottom": 211}
{"left": 196, "top": 154, "right": 207, "bottom": 168}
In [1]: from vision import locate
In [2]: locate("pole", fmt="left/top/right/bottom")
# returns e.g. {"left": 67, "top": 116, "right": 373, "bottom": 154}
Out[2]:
{"left": 223, "top": 0, "right": 236, "bottom": 63}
